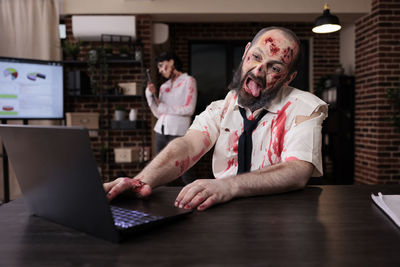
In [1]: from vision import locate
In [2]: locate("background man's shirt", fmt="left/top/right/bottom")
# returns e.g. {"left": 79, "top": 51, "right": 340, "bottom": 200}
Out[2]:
{"left": 146, "top": 73, "right": 197, "bottom": 136}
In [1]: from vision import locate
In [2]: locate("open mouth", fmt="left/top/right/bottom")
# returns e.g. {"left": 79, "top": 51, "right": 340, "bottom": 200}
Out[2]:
{"left": 243, "top": 76, "right": 264, "bottom": 97}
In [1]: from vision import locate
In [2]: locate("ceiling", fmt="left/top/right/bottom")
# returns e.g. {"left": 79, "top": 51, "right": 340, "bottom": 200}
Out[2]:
{"left": 62, "top": 0, "right": 371, "bottom": 25}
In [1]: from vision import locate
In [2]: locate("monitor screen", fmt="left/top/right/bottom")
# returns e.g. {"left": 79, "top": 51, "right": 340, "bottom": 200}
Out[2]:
{"left": 0, "top": 57, "right": 63, "bottom": 119}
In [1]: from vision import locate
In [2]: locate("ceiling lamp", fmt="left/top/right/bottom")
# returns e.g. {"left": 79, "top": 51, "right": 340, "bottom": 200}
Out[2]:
{"left": 312, "top": 3, "right": 342, "bottom": 34}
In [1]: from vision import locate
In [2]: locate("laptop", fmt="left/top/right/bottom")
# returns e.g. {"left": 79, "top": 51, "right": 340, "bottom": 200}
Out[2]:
{"left": 0, "top": 124, "right": 191, "bottom": 242}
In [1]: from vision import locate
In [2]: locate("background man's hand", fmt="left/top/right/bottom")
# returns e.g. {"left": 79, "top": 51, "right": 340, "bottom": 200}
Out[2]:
{"left": 147, "top": 82, "right": 157, "bottom": 94}
{"left": 147, "top": 82, "right": 160, "bottom": 105}
{"left": 174, "top": 179, "right": 235, "bottom": 211}
{"left": 103, "top": 178, "right": 152, "bottom": 201}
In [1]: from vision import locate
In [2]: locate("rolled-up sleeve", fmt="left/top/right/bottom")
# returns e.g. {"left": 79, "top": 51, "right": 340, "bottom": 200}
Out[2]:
{"left": 281, "top": 111, "right": 327, "bottom": 177}
{"left": 189, "top": 100, "right": 223, "bottom": 147}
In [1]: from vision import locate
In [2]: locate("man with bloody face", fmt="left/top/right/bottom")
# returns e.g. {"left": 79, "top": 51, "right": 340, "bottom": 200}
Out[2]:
{"left": 232, "top": 28, "right": 300, "bottom": 112}
{"left": 105, "top": 27, "right": 328, "bottom": 211}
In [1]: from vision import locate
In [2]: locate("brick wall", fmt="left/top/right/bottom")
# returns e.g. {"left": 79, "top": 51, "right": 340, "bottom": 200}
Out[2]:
{"left": 355, "top": 0, "right": 400, "bottom": 184}
{"left": 64, "top": 15, "right": 153, "bottom": 180}
{"left": 169, "top": 22, "right": 340, "bottom": 92}
{"left": 168, "top": 22, "right": 340, "bottom": 178}
{"left": 61, "top": 3, "right": 400, "bottom": 184}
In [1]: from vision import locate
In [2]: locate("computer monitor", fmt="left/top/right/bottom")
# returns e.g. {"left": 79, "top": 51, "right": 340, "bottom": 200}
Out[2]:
{"left": 0, "top": 57, "right": 63, "bottom": 119}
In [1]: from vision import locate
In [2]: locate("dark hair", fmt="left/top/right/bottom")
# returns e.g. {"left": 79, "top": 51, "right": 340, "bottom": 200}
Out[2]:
{"left": 155, "top": 52, "right": 183, "bottom": 72}
{"left": 250, "top": 27, "right": 301, "bottom": 74}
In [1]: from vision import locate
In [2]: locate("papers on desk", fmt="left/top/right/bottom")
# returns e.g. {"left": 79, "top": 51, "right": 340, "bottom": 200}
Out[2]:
{"left": 371, "top": 192, "right": 400, "bottom": 228}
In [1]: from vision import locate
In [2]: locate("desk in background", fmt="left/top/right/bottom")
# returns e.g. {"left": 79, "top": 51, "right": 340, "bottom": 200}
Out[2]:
{"left": 1, "top": 185, "right": 400, "bottom": 266}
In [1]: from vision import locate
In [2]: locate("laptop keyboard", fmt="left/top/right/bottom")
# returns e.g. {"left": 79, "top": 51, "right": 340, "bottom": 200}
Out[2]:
{"left": 110, "top": 205, "right": 164, "bottom": 229}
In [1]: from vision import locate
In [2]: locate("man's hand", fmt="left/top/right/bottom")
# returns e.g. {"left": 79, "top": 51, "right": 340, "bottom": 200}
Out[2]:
{"left": 103, "top": 177, "right": 152, "bottom": 201}
{"left": 147, "top": 82, "right": 160, "bottom": 105}
{"left": 147, "top": 82, "right": 157, "bottom": 94}
{"left": 174, "top": 179, "right": 236, "bottom": 211}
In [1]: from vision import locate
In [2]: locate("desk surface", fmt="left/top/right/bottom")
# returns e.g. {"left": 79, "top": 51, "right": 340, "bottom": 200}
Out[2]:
{"left": 1, "top": 185, "right": 400, "bottom": 266}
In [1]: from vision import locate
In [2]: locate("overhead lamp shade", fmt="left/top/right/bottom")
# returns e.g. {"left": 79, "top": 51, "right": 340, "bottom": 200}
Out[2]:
{"left": 312, "top": 4, "right": 341, "bottom": 34}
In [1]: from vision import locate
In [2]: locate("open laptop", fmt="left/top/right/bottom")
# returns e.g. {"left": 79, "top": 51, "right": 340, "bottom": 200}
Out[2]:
{"left": 0, "top": 124, "right": 191, "bottom": 242}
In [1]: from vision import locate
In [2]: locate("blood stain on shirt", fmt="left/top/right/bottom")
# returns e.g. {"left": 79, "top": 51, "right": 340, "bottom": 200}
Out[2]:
{"left": 202, "top": 126, "right": 210, "bottom": 137}
{"left": 224, "top": 158, "right": 236, "bottom": 172}
{"left": 259, "top": 155, "right": 266, "bottom": 169}
{"left": 267, "top": 101, "right": 291, "bottom": 164}
{"left": 228, "top": 130, "right": 239, "bottom": 153}
{"left": 232, "top": 92, "right": 238, "bottom": 101}
{"left": 185, "top": 87, "right": 194, "bottom": 106}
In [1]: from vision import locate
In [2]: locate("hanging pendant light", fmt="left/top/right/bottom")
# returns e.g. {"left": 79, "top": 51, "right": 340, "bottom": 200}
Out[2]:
{"left": 312, "top": 3, "right": 342, "bottom": 34}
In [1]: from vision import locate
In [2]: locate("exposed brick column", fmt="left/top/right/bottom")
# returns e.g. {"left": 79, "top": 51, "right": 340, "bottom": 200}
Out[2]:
{"left": 355, "top": 0, "right": 400, "bottom": 184}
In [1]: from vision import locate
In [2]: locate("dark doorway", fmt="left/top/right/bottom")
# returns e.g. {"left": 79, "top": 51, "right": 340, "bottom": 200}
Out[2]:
{"left": 190, "top": 41, "right": 248, "bottom": 115}
{"left": 190, "top": 39, "right": 310, "bottom": 116}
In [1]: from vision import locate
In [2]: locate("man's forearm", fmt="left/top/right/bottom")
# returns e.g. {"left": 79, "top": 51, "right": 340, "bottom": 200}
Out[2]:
{"left": 173, "top": 159, "right": 314, "bottom": 211}
{"left": 136, "top": 131, "right": 211, "bottom": 188}
{"left": 226, "top": 160, "right": 314, "bottom": 198}
{"left": 136, "top": 138, "right": 188, "bottom": 187}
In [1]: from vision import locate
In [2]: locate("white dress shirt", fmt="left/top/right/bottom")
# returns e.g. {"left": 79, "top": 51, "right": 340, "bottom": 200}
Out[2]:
{"left": 146, "top": 73, "right": 197, "bottom": 136}
{"left": 190, "top": 86, "right": 328, "bottom": 178}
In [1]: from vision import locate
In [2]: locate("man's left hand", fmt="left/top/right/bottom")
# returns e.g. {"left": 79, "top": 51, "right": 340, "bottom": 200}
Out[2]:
{"left": 174, "top": 179, "right": 235, "bottom": 211}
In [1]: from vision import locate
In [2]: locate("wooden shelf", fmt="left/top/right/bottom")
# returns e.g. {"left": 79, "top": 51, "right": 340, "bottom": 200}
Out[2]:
{"left": 110, "top": 120, "right": 146, "bottom": 130}
{"left": 66, "top": 94, "right": 142, "bottom": 98}
{"left": 62, "top": 59, "right": 141, "bottom": 65}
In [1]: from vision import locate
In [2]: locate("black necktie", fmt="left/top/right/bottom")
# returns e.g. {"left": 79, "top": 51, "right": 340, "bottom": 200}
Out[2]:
{"left": 237, "top": 107, "right": 268, "bottom": 174}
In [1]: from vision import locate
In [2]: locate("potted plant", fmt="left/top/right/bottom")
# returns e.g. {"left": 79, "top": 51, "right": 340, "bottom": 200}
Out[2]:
{"left": 62, "top": 39, "right": 82, "bottom": 60}
{"left": 87, "top": 47, "right": 109, "bottom": 95}
{"left": 119, "top": 45, "right": 130, "bottom": 58}
{"left": 334, "top": 63, "right": 344, "bottom": 75}
{"left": 87, "top": 48, "right": 98, "bottom": 94}
{"left": 103, "top": 44, "right": 113, "bottom": 57}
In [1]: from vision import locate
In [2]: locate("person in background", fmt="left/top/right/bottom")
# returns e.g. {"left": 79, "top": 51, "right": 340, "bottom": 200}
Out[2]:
{"left": 145, "top": 52, "right": 197, "bottom": 185}
{"left": 105, "top": 27, "right": 328, "bottom": 211}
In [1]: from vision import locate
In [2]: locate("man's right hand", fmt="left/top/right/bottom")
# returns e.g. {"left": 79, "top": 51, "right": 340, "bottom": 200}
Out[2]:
{"left": 147, "top": 82, "right": 157, "bottom": 94}
{"left": 103, "top": 177, "right": 152, "bottom": 201}
{"left": 147, "top": 82, "right": 160, "bottom": 105}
